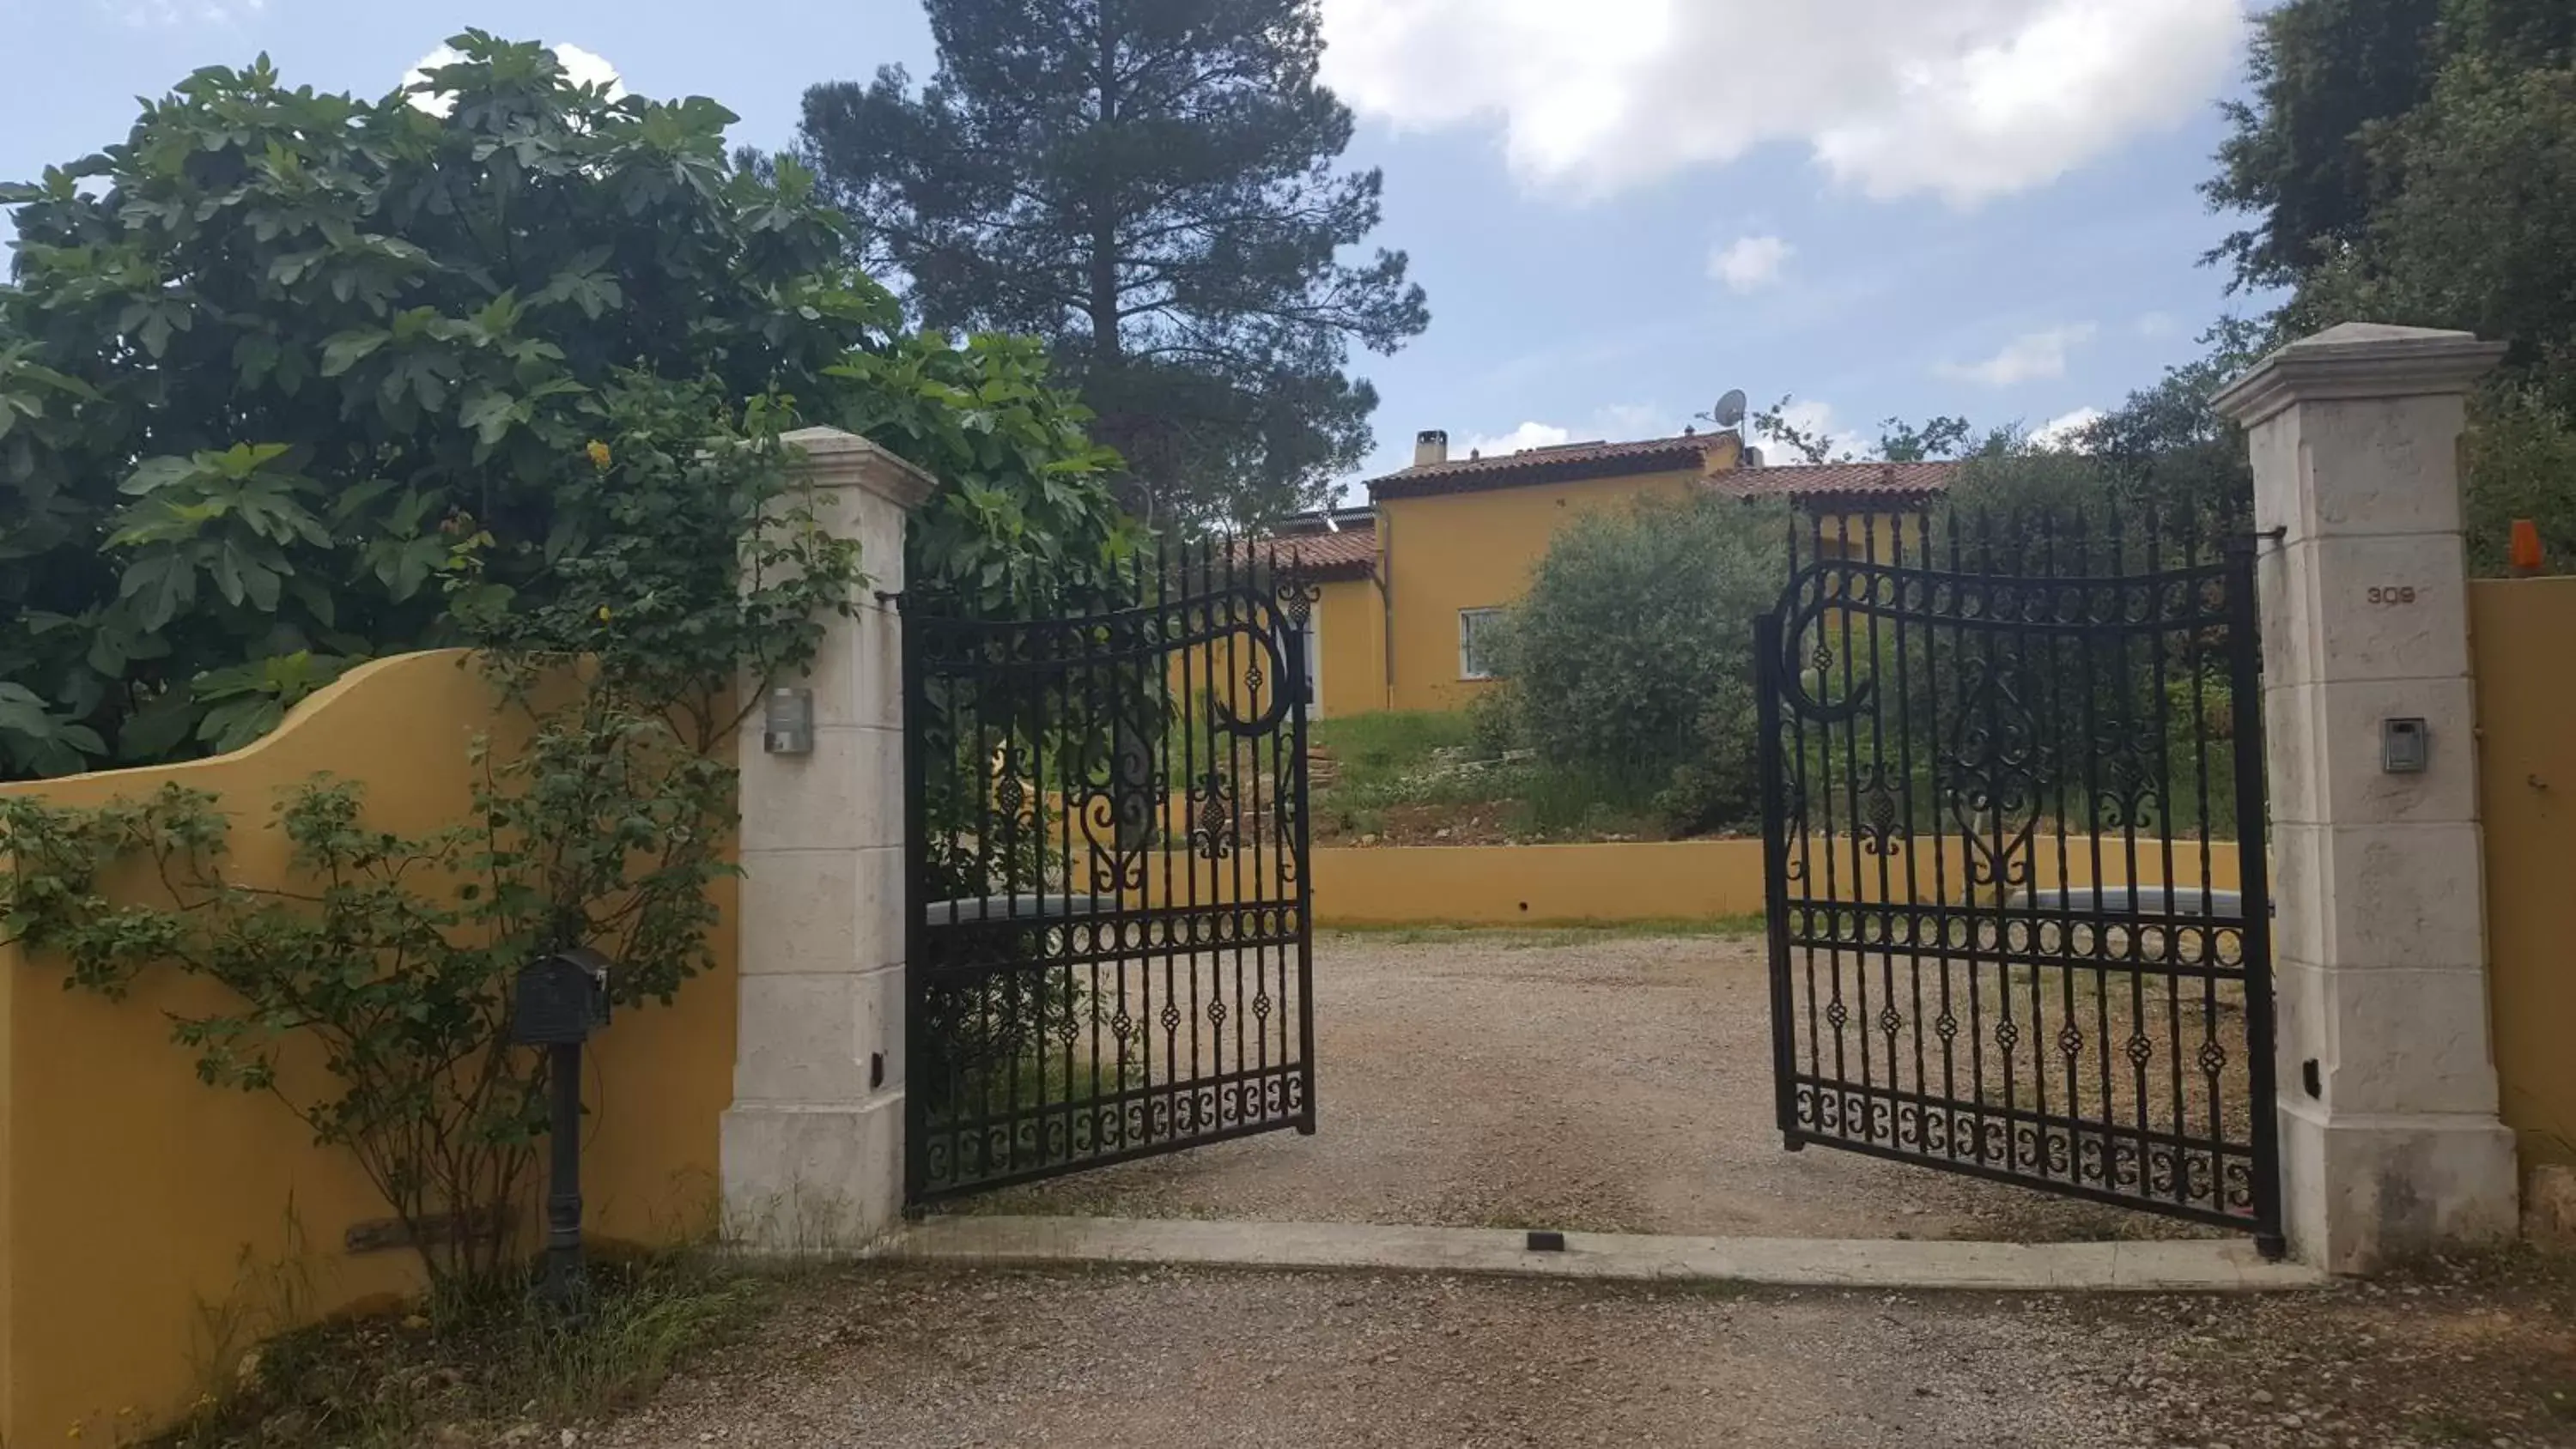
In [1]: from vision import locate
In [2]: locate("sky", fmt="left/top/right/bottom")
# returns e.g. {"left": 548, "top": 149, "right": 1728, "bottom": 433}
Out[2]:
{"left": 0, "top": 0, "right": 2281, "bottom": 495}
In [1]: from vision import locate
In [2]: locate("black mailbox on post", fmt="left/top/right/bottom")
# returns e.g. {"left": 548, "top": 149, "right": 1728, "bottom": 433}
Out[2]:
{"left": 514, "top": 944, "right": 616, "bottom": 1309}
{"left": 513, "top": 946, "right": 612, "bottom": 1046}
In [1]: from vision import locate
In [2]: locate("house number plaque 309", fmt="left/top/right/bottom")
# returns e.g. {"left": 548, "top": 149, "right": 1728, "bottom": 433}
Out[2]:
{"left": 2366, "top": 585, "right": 2419, "bottom": 606}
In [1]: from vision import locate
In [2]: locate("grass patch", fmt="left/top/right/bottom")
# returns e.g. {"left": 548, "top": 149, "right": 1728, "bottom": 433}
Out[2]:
{"left": 1510, "top": 761, "right": 1668, "bottom": 838}
{"left": 1310, "top": 711, "right": 1669, "bottom": 844}
{"left": 1310, "top": 710, "right": 1481, "bottom": 792}
{"left": 155, "top": 1248, "right": 770, "bottom": 1449}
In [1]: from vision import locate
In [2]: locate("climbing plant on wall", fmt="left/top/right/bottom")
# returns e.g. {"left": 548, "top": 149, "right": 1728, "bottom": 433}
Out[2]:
{"left": 0, "top": 382, "right": 860, "bottom": 1288}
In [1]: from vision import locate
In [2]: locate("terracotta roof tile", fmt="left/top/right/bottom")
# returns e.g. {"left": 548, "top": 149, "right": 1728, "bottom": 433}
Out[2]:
{"left": 1706, "top": 460, "right": 1960, "bottom": 500}
{"left": 1366, "top": 433, "right": 1724, "bottom": 499}
{"left": 1254, "top": 518, "right": 1377, "bottom": 579}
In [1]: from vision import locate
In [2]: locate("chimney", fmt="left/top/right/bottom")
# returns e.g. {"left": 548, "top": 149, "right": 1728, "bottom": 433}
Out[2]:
{"left": 1413, "top": 429, "right": 1449, "bottom": 468}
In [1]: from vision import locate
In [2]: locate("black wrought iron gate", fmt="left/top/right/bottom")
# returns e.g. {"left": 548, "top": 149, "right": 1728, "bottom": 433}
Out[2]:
{"left": 1754, "top": 508, "right": 2281, "bottom": 1250}
{"left": 901, "top": 542, "right": 1318, "bottom": 1204}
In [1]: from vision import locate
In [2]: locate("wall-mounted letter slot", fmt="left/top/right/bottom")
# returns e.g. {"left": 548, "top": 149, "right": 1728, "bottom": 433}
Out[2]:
{"left": 2382, "top": 717, "right": 2428, "bottom": 773}
{"left": 765, "top": 686, "right": 815, "bottom": 755}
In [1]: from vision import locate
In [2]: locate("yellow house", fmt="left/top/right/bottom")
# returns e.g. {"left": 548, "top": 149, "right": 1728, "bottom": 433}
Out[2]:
{"left": 1273, "top": 427, "right": 1958, "bottom": 714}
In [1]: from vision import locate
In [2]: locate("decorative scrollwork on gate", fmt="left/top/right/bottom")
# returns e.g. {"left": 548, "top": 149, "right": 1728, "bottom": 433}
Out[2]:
{"left": 1945, "top": 652, "right": 2042, "bottom": 889}
{"left": 1755, "top": 508, "right": 2279, "bottom": 1251}
{"left": 906, "top": 537, "right": 1317, "bottom": 1205}
{"left": 1851, "top": 762, "right": 1906, "bottom": 855}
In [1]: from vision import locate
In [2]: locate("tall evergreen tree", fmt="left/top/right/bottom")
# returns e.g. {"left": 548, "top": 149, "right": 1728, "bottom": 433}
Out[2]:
{"left": 2200, "top": 0, "right": 2576, "bottom": 572}
{"left": 2202, "top": 0, "right": 2445, "bottom": 292}
{"left": 2202, "top": 0, "right": 2575, "bottom": 295}
{"left": 784, "top": 0, "right": 1428, "bottom": 528}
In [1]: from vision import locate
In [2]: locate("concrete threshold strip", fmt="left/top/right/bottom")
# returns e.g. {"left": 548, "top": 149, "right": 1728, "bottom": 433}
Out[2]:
{"left": 887, "top": 1216, "right": 2324, "bottom": 1293}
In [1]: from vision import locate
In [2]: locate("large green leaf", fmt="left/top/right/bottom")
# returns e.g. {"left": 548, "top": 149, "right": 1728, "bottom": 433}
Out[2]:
{"left": 118, "top": 551, "right": 197, "bottom": 633}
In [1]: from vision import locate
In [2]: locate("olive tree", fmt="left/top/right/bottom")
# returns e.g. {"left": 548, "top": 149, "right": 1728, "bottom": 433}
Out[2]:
{"left": 1500, "top": 492, "right": 1790, "bottom": 835}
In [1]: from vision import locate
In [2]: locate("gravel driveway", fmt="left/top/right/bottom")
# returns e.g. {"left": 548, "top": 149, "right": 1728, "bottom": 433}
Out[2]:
{"left": 592, "top": 1252, "right": 2576, "bottom": 1449}
{"left": 600, "top": 1264, "right": 2173, "bottom": 1449}
{"left": 969, "top": 929, "right": 2189, "bottom": 1242}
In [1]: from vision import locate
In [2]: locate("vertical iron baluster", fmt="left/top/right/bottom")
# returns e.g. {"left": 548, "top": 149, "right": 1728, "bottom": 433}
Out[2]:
{"left": 1999, "top": 509, "right": 2020, "bottom": 1168}
{"left": 2047, "top": 506, "right": 2081, "bottom": 1167}
{"left": 901, "top": 605, "right": 929, "bottom": 1207}
{"left": 1931, "top": 506, "right": 1960, "bottom": 1153}
{"left": 1863, "top": 513, "right": 1902, "bottom": 1092}
{"left": 2079, "top": 511, "right": 2114, "bottom": 1171}
{"left": 1789, "top": 517, "right": 1820, "bottom": 1132}
{"left": 1965, "top": 507, "right": 1995, "bottom": 1170}
{"left": 2112, "top": 506, "right": 2154, "bottom": 1181}
{"left": 2148, "top": 507, "right": 2189, "bottom": 1205}
{"left": 970, "top": 618, "right": 1002, "bottom": 1176}
{"left": 2016, "top": 512, "right": 2052, "bottom": 1174}
{"left": 1150, "top": 547, "right": 1172, "bottom": 1149}
{"left": 1814, "top": 508, "right": 1851, "bottom": 1120}
{"left": 1003, "top": 616, "right": 1032, "bottom": 1167}
{"left": 2227, "top": 532, "right": 2284, "bottom": 1253}
{"left": 1253, "top": 545, "right": 1273, "bottom": 1106}
{"left": 1236, "top": 537, "right": 1257, "bottom": 1117}
{"left": 1835, "top": 510, "right": 1871, "bottom": 1131}
{"left": 1182, "top": 541, "right": 1202, "bottom": 1124}
{"left": 1758, "top": 605, "right": 1801, "bottom": 1145}
{"left": 1030, "top": 588, "right": 1057, "bottom": 1161}
{"left": 1893, "top": 512, "right": 1928, "bottom": 1112}
{"left": 2189, "top": 511, "right": 2224, "bottom": 1166}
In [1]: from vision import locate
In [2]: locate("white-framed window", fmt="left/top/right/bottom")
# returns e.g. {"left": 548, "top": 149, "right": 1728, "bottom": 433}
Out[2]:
{"left": 1458, "top": 607, "right": 1506, "bottom": 681}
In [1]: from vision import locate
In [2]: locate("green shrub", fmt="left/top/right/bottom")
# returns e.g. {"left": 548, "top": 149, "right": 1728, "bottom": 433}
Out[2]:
{"left": 0, "top": 34, "right": 1137, "bottom": 780}
{"left": 1466, "top": 682, "right": 1522, "bottom": 758}
{"left": 1504, "top": 493, "right": 1789, "bottom": 835}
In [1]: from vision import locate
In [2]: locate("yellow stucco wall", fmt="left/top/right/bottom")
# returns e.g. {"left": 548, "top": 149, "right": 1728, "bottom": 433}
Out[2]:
{"left": 0, "top": 652, "right": 737, "bottom": 1444}
{"left": 1378, "top": 465, "right": 1711, "bottom": 712}
{"left": 2469, "top": 578, "right": 2576, "bottom": 1170}
{"left": 1309, "top": 574, "right": 1385, "bottom": 718}
{"left": 1311, "top": 838, "right": 2243, "bottom": 925}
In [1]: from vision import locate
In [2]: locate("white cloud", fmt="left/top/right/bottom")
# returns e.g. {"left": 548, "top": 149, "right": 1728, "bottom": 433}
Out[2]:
{"left": 100, "top": 0, "right": 262, "bottom": 23}
{"left": 404, "top": 42, "right": 627, "bottom": 116}
{"left": 1753, "top": 399, "right": 1868, "bottom": 464}
{"left": 1318, "top": 0, "right": 2244, "bottom": 204}
{"left": 1936, "top": 324, "right": 2098, "bottom": 387}
{"left": 2136, "top": 312, "right": 2178, "bottom": 338}
{"left": 1709, "top": 235, "right": 1794, "bottom": 293}
{"left": 2031, "top": 405, "right": 2106, "bottom": 451}
{"left": 548, "top": 43, "right": 624, "bottom": 94}
{"left": 1462, "top": 421, "right": 1575, "bottom": 458}
{"left": 1595, "top": 403, "right": 1668, "bottom": 438}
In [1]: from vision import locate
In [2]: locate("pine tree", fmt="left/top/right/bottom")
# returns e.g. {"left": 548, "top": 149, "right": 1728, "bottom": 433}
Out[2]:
{"left": 785, "top": 0, "right": 1428, "bottom": 527}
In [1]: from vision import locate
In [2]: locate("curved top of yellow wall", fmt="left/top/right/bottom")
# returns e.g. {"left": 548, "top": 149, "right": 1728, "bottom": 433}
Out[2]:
{"left": 0, "top": 648, "right": 488, "bottom": 802}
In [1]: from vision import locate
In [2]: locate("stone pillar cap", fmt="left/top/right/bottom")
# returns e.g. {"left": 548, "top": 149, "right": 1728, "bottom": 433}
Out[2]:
{"left": 780, "top": 426, "right": 938, "bottom": 510}
{"left": 2211, "top": 322, "right": 2508, "bottom": 427}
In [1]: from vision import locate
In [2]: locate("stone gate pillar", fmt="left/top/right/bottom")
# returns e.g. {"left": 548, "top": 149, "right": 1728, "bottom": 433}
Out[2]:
{"left": 721, "top": 427, "right": 933, "bottom": 1251}
{"left": 2214, "top": 323, "right": 2518, "bottom": 1271}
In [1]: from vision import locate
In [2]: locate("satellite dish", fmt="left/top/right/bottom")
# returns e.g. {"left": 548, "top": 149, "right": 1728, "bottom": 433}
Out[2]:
{"left": 1712, "top": 389, "right": 1749, "bottom": 429}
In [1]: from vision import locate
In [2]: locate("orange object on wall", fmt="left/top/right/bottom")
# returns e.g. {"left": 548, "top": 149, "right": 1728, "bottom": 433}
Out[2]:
{"left": 2510, "top": 518, "right": 2545, "bottom": 575}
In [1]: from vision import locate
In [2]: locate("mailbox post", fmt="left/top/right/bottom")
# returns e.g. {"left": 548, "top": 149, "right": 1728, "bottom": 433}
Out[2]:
{"left": 513, "top": 946, "right": 612, "bottom": 1307}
